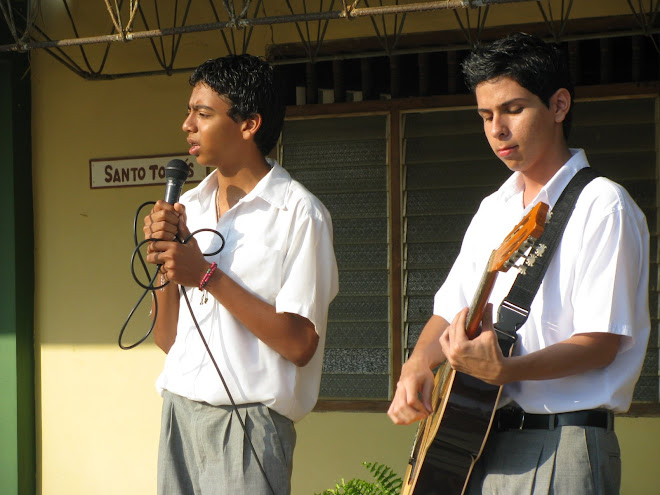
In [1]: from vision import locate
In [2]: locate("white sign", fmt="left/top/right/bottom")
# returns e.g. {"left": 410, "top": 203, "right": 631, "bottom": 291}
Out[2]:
{"left": 89, "top": 154, "right": 206, "bottom": 189}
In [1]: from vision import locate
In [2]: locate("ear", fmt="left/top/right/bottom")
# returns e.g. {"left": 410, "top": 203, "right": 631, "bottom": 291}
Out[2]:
{"left": 551, "top": 88, "right": 571, "bottom": 124}
{"left": 241, "top": 113, "right": 263, "bottom": 141}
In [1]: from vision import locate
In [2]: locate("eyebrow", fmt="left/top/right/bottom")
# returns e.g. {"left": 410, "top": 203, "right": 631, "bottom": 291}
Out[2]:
{"left": 187, "top": 104, "right": 216, "bottom": 112}
{"left": 477, "top": 97, "right": 528, "bottom": 114}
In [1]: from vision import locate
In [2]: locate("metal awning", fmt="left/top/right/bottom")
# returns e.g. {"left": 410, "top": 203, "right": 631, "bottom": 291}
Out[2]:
{"left": 1, "top": 0, "right": 658, "bottom": 80}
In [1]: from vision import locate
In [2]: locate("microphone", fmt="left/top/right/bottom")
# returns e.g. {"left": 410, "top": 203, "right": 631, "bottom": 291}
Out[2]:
{"left": 163, "top": 159, "right": 190, "bottom": 204}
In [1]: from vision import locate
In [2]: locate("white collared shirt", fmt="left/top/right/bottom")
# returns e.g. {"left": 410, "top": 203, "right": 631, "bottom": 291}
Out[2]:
{"left": 434, "top": 149, "right": 650, "bottom": 413}
{"left": 156, "top": 160, "right": 339, "bottom": 422}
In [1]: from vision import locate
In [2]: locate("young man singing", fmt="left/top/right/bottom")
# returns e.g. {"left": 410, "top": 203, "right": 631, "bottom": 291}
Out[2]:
{"left": 144, "top": 54, "right": 338, "bottom": 495}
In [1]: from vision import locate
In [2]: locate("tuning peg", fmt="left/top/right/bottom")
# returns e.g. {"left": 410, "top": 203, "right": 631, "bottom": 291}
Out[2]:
{"left": 534, "top": 243, "right": 547, "bottom": 257}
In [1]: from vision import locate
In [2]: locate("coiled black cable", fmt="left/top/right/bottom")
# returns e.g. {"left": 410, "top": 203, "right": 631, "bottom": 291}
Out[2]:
{"left": 119, "top": 200, "right": 276, "bottom": 495}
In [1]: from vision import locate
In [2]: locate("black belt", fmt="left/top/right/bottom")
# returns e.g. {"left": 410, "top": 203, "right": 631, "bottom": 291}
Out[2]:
{"left": 493, "top": 407, "right": 614, "bottom": 432}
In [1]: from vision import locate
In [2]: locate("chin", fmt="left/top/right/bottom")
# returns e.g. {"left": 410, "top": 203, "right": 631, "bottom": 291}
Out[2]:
{"left": 194, "top": 155, "right": 209, "bottom": 167}
{"left": 499, "top": 157, "right": 525, "bottom": 172}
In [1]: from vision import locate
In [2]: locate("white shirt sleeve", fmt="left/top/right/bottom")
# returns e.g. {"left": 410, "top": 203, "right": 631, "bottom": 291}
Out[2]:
{"left": 275, "top": 199, "right": 339, "bottom": 335}
{"left": 571, "top": 187, "right": 650, "bottom": 352}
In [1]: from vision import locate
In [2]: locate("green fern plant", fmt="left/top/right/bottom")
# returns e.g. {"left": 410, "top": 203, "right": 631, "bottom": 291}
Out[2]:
{"left": 314, "top": 461, "right": 403, "bottom": 495}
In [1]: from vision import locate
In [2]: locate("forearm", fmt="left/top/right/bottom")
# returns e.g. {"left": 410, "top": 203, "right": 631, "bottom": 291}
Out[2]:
{"left": 151, "top": 279, "right": 180, "bottom": 353}
{"left": 406, "top": 315, "right": 450, "bottom": 370}
{"left": 499, "top": 332, "right": 622, "bottom": 384}
{"left": 203, "top": 268, "right": 318, "bottom": 366}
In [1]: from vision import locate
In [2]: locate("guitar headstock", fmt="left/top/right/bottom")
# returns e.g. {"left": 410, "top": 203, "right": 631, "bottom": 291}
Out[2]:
{"left": 465, "top": 202, "right": 549, "bottom": 338}
{"left": 489, "top": 202, "right": 549, "bottom": 274}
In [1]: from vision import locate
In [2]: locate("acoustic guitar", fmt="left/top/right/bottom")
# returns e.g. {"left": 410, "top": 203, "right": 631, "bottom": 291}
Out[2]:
{"left": 401, "top": 201, "right": 549, "bottom": 495}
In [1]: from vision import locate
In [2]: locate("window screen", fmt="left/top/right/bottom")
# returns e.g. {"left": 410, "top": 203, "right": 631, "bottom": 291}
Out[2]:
{"left": 402, "top": 109, "right": 509, "bottom": 358}
{"left": 569, "top": 97, "right": 658, "bottom": 402}
{"left": 280, "top": 115, "right": 391, "bottom": 400}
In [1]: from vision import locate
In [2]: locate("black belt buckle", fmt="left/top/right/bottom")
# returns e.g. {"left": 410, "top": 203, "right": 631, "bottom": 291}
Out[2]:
{"left": 495, "top": 407, "right": 525, "bottom": 431}
{"left": 518, "top": 411, "right": 557, "bottom": 430}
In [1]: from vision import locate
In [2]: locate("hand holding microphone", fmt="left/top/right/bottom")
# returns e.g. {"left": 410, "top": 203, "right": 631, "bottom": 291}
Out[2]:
{"left": 144, "top": 159, "right": 211, "bottom": 288}
{"left": 122, "top": 159, "right": 222, "bottom": 349}
{"left": 121, "top": 159, "right": 192, "bottom": 349}
{"left": 144, "top": 159, "right": 189, "bottom": 243}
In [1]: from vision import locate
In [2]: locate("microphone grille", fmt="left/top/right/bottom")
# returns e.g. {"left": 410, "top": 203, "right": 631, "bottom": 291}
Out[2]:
{"left": 165, "top": 159, "right": 189, "bottom": 182}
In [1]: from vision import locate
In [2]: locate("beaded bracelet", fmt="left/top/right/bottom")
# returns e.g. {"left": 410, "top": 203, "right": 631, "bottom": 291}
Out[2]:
{"left": 199, "top": 262, "right": 217, "bottom": 291}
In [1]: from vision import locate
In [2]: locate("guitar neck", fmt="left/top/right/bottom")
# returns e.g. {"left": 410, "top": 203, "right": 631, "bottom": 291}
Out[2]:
{"left": 465, "top": 251, "right": 498, "bottom": 339}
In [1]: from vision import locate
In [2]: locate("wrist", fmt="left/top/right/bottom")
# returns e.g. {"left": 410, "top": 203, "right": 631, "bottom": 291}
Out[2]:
{"left": 403, "top": 352, "right": 434, "bottom": 374}
{"left": 498, "top": 355, "right": 522, "bottom": 385}
{"left": 199, "top": 262, "right": 218, "bottom": 291}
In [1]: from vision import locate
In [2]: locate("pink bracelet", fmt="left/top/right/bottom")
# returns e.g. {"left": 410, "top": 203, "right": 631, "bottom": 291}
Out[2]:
{"left": 199, "top": 262, "right": 217, "bottom": 290}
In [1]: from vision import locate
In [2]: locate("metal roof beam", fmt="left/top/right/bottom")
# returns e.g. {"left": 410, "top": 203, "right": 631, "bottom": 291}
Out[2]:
{"left": 0, "top": 0, "right": 534, "bottom": 53}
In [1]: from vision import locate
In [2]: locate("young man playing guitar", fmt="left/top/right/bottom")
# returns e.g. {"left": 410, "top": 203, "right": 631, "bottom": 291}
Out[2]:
{"left": 388, "top": 33, "right": 650, "bottom": 494}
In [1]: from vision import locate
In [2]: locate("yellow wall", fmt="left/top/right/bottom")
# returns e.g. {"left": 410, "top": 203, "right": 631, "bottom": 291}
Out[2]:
{"left": 29, "top": 2, "right": 660, "bottom": 494}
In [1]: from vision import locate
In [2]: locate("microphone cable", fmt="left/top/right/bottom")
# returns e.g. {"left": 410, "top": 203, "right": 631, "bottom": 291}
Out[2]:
{"left": 119, "top": 200, "right": 277, "bottom": 495}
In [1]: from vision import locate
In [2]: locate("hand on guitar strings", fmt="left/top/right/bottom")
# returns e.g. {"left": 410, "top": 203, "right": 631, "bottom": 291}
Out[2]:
{"left": 440, "top": 304, "right": 509, "bottom": 386}
{"left": 388, "top": 314, "right": 450, "bottom": 425}
{"left": 387, "top": 358, "right": 435, "bottom": 425}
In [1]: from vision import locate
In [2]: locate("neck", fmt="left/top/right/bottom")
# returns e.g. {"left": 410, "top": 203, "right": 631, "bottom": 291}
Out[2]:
{"left": 215, "top": 156, "right": 271, "bottom": 217}
{"left": 522, "top": 146, "right": 572, "bottom": 207}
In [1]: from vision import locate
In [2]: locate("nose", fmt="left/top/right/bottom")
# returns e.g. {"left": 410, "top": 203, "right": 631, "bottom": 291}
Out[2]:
{"left": 489, "top": 114, "right": 508, "bottom": 139}
{"left": 182, "top": 113, "right": 195, "bottom": 133}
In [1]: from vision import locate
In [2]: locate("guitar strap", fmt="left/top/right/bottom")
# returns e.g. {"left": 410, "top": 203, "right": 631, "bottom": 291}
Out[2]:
{"left": 493, "top": 167, "right": 601, "bottom": 354}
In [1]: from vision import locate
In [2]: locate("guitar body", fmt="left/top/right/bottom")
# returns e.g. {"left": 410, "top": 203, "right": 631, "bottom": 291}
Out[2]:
{"left": 403, "top": 371, "right": 501, "bottom": 495}
{"left": 400, "top": 202, "right": 549, "bottom": 495}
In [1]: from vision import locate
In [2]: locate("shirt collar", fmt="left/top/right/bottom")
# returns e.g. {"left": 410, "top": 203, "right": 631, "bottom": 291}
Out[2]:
{"left": 184, "top": 158, "right": 291, "bottom": 211}
{"left": 497, "top": 148, "right": 590, "bottom": 211}
{"left": 242, "top": 158, "right": 290, "bottom": 210}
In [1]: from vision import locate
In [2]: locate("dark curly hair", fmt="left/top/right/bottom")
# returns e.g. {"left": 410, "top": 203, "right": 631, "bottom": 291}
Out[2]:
{"left": 462, "top": 33, "right": 574, "bottom": 139}
{"left": 189, "top": 54, "right": 285, "bottom": 156}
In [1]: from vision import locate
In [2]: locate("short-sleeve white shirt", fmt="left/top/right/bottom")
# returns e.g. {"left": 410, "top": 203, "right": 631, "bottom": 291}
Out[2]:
{"left": 156, "top": 160, "right": 339, "bottom": 422}
{"left": 434, "top": 149, "right": 650, "bottom": 413}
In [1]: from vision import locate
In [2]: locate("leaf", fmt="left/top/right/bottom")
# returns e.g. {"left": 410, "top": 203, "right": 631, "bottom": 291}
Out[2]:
{"left": 315, "top": 461, "right": 403, "bottom": 495}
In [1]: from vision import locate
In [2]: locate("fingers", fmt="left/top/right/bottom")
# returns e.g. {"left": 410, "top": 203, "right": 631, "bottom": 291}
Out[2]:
{"left": 441, "top": 307, "right": 468, "bottom": 349}
{"left": 173, "top": 202, "right": 186, "bottom": 219}
{"left": 154, "top": 199, "right": 177, "bottom": 212}
{"left": 387, "top": 364, "right": 435, "bottom": 425}
{"left": 454, "top": 307, "right": 469, "bottom": 337}
{"left": 439, "top": 329, "right": 450, "bottom": 354}
{"left": 388, "top": 387, "right": 428, "bottom": 425}
{"left": 177, "top": 214, "right": 192, "bottom": 240}
{"left": 146, "top": 240, "right": 173, "bottom": 267}
{"left": 440, "top": 308, "right": 471, "bottom": 371}
{"left": 143, "top": 201, "right": 181, "bottom": 241}
{"left": 144, "top": 217, "right": 178, "bottom": 241}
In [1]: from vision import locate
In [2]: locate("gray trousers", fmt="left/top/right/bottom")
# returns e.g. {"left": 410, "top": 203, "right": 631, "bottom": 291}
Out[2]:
{"left": 466, "top": 426, "right": 621, "bottom": 495}
{"left": 157, "top": 390, "right": 296, "bottom": 495}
